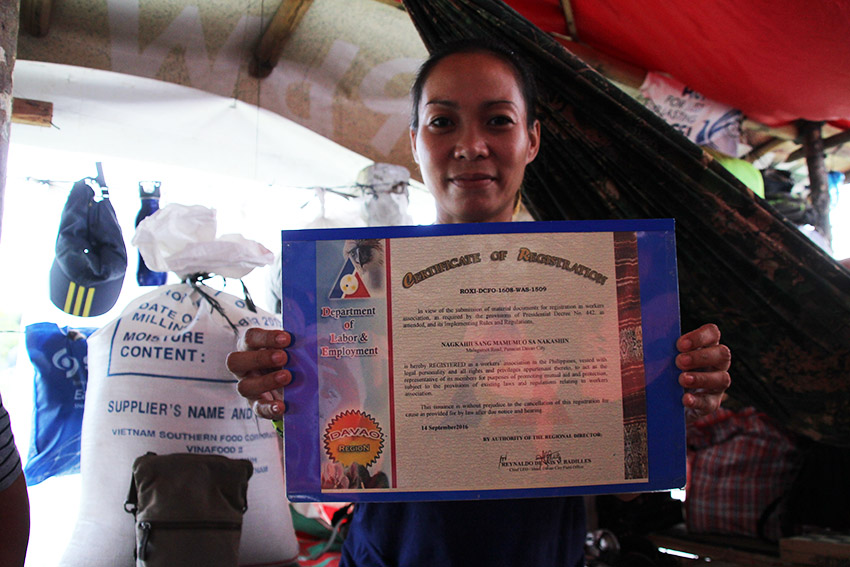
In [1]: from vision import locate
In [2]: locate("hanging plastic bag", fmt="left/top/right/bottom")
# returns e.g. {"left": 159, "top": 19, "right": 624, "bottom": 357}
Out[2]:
{"left": 132, "top": 204, "right": 273, "bottom": 279}
{"left": 24, "top": 323, "right": 96, "bottom": 485}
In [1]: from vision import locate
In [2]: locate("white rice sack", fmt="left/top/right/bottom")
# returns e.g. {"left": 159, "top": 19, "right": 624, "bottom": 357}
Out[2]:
{"left": 60, "top": 283, "right": 298, "bottom": 567}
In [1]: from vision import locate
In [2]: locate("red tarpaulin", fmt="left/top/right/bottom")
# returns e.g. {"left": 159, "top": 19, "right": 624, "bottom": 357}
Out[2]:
{"left": 503, "top": 0, "right": 850, "bottom": 129}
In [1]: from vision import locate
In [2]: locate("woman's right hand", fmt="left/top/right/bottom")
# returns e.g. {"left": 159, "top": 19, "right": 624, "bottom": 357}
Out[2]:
{"left": 225, "top": 328, "right": 294, "bottom": 420}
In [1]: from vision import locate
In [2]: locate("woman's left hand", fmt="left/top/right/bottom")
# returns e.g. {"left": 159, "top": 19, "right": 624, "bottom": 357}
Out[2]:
{"left": 675, "top": 323, "right": 731, "bottom": 422}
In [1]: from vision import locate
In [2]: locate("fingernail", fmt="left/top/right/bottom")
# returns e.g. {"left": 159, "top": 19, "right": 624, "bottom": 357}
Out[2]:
{"left": 282, "top": 401, "right": 289, "bottom": 414}
{"left": 271, "top": 350, "right": 286, "bottom": 365}
{"left": 681, "top": 373, "right": 695, "bottom": 387}
{"left": 680, "top": 354, "right": 693, "bottom": 366}
{"left": 680, "top": 339, "right": 692, "bottom": 351}
{"left": 277, "top": 332, "right": 293, "bottom": 346}
{"left": 277, "top": 370, "right": 293, "bottom": 386}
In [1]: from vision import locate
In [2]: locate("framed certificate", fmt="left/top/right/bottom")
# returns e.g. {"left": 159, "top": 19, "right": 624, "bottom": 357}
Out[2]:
{"left": 281, "top": 219, "right": 683, "bottom": 502}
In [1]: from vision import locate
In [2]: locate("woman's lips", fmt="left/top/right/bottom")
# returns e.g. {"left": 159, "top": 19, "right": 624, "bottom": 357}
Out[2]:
{"left": 449, "top": 173, "right": 496, "bottom": 188}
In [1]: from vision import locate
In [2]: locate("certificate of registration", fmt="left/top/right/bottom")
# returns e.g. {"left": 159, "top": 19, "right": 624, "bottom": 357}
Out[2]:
{"left": 281, "top": 219, "right": 684, "bottom": 502}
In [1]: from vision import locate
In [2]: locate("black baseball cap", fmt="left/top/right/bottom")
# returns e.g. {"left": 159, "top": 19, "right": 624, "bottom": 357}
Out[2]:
{"left": 49, "top": 178, "right": 127, "bottom": 317}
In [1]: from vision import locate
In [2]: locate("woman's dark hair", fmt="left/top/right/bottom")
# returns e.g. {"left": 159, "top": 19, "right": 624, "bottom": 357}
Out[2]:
{"left": 409, "top": 38, "right": 538, "bottom": 131}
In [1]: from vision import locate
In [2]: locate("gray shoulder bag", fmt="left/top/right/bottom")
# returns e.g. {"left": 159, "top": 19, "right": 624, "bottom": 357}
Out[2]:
{"left": 124, "top": 452, "right": 253, "bottom": 567}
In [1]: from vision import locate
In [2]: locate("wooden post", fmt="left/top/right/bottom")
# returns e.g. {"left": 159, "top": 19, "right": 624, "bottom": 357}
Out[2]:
{"left": 798, "top": 119, "right": 831, "bottom": 244}
{"left": 0, "top": 0, "right": 21, "bottom": 244}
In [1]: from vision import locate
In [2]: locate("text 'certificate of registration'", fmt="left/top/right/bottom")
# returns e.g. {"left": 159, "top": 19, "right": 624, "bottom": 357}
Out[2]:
{"left": 281, "top": 220, "right": 684, "bottom": 502}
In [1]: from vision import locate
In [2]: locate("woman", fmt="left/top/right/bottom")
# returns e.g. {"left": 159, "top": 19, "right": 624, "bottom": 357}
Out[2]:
{"left": 227, "top": 39, "right": 731, "bottom": 567}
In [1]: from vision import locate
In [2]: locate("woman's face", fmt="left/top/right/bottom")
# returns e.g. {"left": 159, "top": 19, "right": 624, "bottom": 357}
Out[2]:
{"left": 410, "top": 51, "right": 540, "bottom": 224}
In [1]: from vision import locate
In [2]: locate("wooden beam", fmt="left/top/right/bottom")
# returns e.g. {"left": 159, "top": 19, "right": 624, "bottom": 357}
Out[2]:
{"left": 250, "top": 0, "right": 315, "bottom": 79}
{"left": 742, "top": 136, "right": 786, "bottom": 163}
{"left": 19, "top": 0, "right": 53, "bottom": 38}
{"left": 558, "top": 0, "right": 580, "bottom": 41}
{"left": 786, "top": 127, "right": 850, "bottom": 163}
{"left": 11, "top": 97, "right": 53, "bottom": 127}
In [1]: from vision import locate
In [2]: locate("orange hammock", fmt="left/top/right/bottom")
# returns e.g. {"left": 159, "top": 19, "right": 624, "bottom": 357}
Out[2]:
{"left": 403, "top": 0, "right": 850, "bottom": 447}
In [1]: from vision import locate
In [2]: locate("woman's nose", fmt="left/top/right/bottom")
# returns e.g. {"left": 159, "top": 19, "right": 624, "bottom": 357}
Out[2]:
{"left": 453, "top": 126, "right": 489, "bottom": 160}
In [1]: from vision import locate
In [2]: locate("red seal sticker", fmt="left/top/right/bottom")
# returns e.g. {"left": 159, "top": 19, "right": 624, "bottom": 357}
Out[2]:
{"left": 324, "top": 410, "right": 384, "bottom": 468}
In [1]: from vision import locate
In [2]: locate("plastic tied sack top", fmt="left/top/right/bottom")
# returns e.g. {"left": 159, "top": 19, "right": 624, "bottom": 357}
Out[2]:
{"left": 132, "top": 204, "right": 273, "bottom": 280}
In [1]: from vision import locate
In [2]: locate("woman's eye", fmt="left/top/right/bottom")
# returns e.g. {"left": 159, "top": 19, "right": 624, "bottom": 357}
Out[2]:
{"left": 489, "top": 115, "right": 516, "bottom": 126}
{"left": 428, "top": 116, "right": 452, "bottom": 128}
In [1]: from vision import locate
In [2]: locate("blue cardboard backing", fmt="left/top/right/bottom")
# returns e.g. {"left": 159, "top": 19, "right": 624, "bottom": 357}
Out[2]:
{"left": 281, "top": 219, "right": 683, "bottom": 502}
